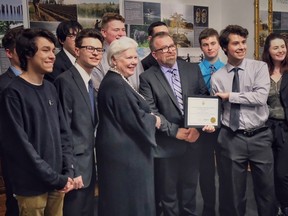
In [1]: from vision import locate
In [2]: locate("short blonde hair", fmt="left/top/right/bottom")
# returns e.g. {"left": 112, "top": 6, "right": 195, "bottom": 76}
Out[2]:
{"left": 107, "top": 36, "right": 138, "bottom": 67}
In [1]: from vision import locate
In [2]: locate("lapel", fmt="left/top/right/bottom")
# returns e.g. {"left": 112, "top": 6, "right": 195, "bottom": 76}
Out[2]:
{"left": 153, "top": 64, "right": 182, "bottom": 113}
{"left": 70, "top": 66, "right": 96, "bottom": 125}
{"left": 177, "top": 61, "right": 188, "bottom": 99}
{"left": 59, "top": 50, "right": 74, "bottom": 69}
{"left": 280, "top": 72, "right": 288, "bottom": 92}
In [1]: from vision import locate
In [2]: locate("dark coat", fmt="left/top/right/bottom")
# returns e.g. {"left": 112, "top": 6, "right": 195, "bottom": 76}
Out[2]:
{"left": 0, "top": 68, "right": 16, "bottom": 94}
{"left": 96, "top": 71, "right": 157, "bottom": 216}
{"left": 54, "top": 66, "right": 97, "bottom": 187}
{"left": 280, "top": 71, "right": 288, "bottom": 122}
{"left": 45, "top": 50, "right": 73, "bottom": 83}
{"left": 139, "top": 60, "right": 208, "bottom": 158}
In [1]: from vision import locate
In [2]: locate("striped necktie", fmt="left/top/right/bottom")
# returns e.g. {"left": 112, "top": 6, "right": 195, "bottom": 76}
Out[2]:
{"left": 168, "top": 69, "right": 184, "bottom": 114}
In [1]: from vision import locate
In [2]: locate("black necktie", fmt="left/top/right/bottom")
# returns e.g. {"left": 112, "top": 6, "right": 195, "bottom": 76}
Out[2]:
{"left": 168, "top": 69, "right": 184, "bottom": 114}
{"left": 88, "top": 79, "right": 95, "bottom": 119}
{"left": 229, "top": 68, "right": 240, "bottom": 131}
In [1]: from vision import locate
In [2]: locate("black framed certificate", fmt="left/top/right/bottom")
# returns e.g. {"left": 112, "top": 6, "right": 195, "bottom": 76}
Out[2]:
{"left": 185, "top": 96, "right": 220, "bottom": 128}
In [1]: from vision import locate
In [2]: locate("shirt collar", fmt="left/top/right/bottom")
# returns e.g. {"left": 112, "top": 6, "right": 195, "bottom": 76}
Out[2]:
{"left": 75, "top": 63, "right": 91, "bottom": 91}
{"left": 160, "top": 62, "right": 179, "bottom": 74}
{"left": 227, "top": 58, "right": 246, "bottom": 73}
{"left": 63, "top": 48, "right": 76, "bottom": 65}
{"left": 202, "top": 58, "right": 223, "bottom": 70}
{"left": 10, "top": 66, "right": 21, "bottom": 76}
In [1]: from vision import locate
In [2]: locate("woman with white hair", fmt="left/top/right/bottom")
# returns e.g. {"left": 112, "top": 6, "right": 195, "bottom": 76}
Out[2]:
{"left": 96, "top": 36, "right": 160, "bottom": 216}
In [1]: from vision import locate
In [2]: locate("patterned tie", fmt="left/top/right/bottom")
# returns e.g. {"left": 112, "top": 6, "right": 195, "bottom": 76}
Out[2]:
{"left": 168, "top": 69, "right": 184, "bottom": 114}
{"left": 88, "top": 79, "right": 95, "bottom": 119}
{"left": 209, "top": 64, "right": 216, "bottom": 75}
{"left": 229, "top": 68, "right": 240, "bottom": 131}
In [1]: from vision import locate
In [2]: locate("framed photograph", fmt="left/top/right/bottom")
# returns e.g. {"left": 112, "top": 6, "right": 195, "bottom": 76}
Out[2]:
{"left": 185, "top": 96, "right": 220, "bottom": 128}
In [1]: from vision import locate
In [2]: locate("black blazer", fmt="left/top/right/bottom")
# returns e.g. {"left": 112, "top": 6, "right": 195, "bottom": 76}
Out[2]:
{"left": 54, "top": 66, "right": 97, "bottom": 187}
{"left": 45, "top": 50, "right": 73, "bottom": 83}
{"left": 280, "top": 71, "right": 288, "bottom": 122}
{"left": 139, "top": 60, "right": 208, "bottom": 158}
{"left": 0, "top": 68, "right": 16, "bottom": 94}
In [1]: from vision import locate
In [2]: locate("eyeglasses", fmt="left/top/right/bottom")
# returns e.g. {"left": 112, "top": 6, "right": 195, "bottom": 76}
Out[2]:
{"left": 79, "top": 46, "right": 105, "bottom": 54}
{"left": 67, "top": 34, "right": 77, "bottom": 40}
{"left": 154, "top": 44, "right": 176, "bottom": 53}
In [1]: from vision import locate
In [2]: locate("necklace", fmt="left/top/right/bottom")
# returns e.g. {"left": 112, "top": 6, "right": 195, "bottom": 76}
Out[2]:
{"left": 110, "top": 68, "right": 146, "bottom": 100}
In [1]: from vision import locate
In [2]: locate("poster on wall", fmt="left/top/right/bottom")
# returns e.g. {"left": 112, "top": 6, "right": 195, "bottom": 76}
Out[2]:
{"left": 77, "top": 0, "right": 119, "bottom": 29}
{"left": 28, "top": 0, "right": 77, "bottom": 34}
{"left": 0, "top": 0, "right": 24, "bottom": 75}
{"left": 123, "top": 1, "right": 206, "bottom": 62}
{"left": 273, "top": 11, "right": 288, "bottom": 40}
{"left": 124, "top": 1, "right": 161, "bottom": 58}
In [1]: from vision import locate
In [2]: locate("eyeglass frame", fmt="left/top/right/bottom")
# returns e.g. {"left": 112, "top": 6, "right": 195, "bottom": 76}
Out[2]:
{"left": 66, "top": 34, "right": 77, "bottom": 40}
{"left": 78, "top": 46, "right": 105, "bottom": 54}
{"left": 153, "top": 44, "right": 176, "bottom": 53}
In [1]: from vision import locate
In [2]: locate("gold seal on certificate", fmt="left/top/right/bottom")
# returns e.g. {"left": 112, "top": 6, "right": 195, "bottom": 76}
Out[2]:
{"left": 185, "top": 96, "right": 220, "bottom": 128}
{"left": 210, "top": 117, "right": 216, "bottom": 123}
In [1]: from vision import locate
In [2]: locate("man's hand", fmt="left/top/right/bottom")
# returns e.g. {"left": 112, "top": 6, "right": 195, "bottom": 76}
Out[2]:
{"left": 176, "top": 128, "right": 190, "bottom": 140}
{"left": 58, "top": 177, "right": 74, "bottom": 193}
{"left": 202, "top": 125, "right": 215, "bottom": 133}
{"left": 185, "top": 128, "right": 200, "bottom": 143}
{"left": 73, "top": 176, "right": 84, "bottom": 189}
{"left": 154, "top": 115, "right": 161, "bottom": 129}
{"left": 215, "top": 92, "right": 229, "bottom": 100}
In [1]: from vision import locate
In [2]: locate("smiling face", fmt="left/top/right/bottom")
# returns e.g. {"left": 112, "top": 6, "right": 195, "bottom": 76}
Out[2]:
{"left": 101, "top": 20, "right": 126, "bottom": 44}
{"left": 152, "top": 35, "right": 177, "bottom": 68}
{"left": 268, "top": 38, "right": 287, "bottom": 64}
{"left": 75, "top": 37, "right": 103, "bottom": 74}
{"left": 112, "top": 48, "right": 138, "bottom": 78}
{"left": 29, "top": 37, "right": 55, "bottom": 74}
{"left": 225, "top": 33, "right": 247, "bottom": 66}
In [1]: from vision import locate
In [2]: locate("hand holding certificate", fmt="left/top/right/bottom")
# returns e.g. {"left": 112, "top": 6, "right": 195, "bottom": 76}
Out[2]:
{"left": 185, "top": 96, "right": 220, "bottom": 128}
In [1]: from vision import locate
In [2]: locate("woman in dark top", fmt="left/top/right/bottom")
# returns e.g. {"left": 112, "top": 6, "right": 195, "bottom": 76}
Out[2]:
{"left": 262, "top": 33, "right": 288, "bottom": 216}
{"left": 96, "top": 36, "right": 160, "bottom": 216}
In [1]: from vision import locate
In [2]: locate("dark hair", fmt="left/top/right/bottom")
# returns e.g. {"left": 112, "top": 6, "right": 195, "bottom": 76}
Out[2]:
{"left": 101, "top": 13, "right": 125, "bottom": 29}
{"left": 198, "top": 28, "right": 219, "bottom": 45}
{"left": 149, "top": 32, "right": 173, "bottom": 51}
{"left": 219, "top": 25, "right": 249, "bottom": 55}
{"left": 16, "top": 28, "right": 57, "bottom": 71}
{"left": 56, "top": 20, "right": 83, "bottom": 46}
{"left": 147, "top": 21, "right": 167, "bottom": 36}
{"left": 75, "top": 28, "right": 104, "bottom": 48}
{"left": 262, "top": 33, "right": 288, "bottom": 75}
{"left": 2, "top": 28, "right": 23, "bottom": 51}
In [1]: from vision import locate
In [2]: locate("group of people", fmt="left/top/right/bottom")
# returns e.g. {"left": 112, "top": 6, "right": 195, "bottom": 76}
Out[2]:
{"left": 0, "top": 11, "right": 287, "bottom": 216}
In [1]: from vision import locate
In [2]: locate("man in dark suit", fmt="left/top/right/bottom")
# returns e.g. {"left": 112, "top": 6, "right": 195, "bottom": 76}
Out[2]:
{"left": 0, "top": 27, "right": 23, "bottom": 216}
{"left": 139, "top": 32, "right": 213, "bottom": 216}
{"left": 54, "top": 29, "right": 104, "bottom": 216}
{"left": 141, "top": 21, "right": 184, "bottom": 71}
{"left": 141, "top": 21, "right": 169, "bottom": 71}
{"left": 45, "top": 20, "right": 82, "bottom": 82}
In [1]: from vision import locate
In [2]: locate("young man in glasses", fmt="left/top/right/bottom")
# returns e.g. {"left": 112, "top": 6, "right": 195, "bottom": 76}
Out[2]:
{"left": 139, "top": 32, "right": 214, "bottom": 216}
{"left": 54, "top": 28, "right": 104, "bottom": 216}
{"left": 45, "top": 20, "right": 83, "bottom": 82}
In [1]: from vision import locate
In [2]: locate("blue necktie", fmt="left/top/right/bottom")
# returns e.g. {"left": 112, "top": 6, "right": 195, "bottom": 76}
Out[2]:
{"left": 88, "top": 79, "right": 95, "bottom": 119}
{"left": 168, "top": 69, "right": 184, "bottom": 114}
{"left": 229, "top": 68, "right": 240, "bottom": 131}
